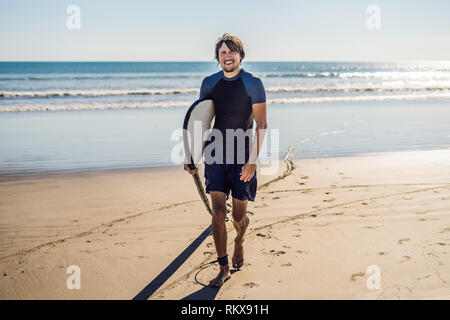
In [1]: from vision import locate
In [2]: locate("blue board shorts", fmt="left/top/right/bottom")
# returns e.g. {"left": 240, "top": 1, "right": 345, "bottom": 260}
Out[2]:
{"left": 204, "top": 163, "right": 257, "bottom": 201}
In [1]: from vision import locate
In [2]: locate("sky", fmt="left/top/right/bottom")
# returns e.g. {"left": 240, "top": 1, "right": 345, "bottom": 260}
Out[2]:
{"left": 0, "top": 0, "right": 449, "bottom": 61}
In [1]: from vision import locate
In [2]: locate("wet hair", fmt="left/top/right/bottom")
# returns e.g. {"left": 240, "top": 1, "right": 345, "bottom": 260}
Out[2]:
{"left": 214, "top": 33, "right": 245, "bottom": 63}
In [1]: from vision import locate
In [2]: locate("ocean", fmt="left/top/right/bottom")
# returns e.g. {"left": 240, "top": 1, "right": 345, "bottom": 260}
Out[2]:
{"left": 1, "top": 61, "right": 450, "bottom": 174}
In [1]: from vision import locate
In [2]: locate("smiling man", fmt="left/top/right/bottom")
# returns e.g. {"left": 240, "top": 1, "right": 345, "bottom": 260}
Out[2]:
{"left": 184, "top": 33, "right": 267, "bottom": 288}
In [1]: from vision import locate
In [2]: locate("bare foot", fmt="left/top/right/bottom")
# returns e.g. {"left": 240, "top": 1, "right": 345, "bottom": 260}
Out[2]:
{"left": 232, "top": 216, "right": 249, "bottom": 269}
{"left": 209, "top": 265, "right": 231, "bottom": 288}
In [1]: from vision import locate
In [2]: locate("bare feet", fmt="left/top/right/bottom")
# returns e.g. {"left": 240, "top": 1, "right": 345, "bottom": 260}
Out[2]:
{"left": 232, "top": 216, "right": 249, "bottom": 269}
{"left": 209, "top": 265, "right": 231, "bottom": 288}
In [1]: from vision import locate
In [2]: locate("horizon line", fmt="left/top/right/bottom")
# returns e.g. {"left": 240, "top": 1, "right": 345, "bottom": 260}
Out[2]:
{"left": 1, "top": 60, "right": 450, "bottom": 63}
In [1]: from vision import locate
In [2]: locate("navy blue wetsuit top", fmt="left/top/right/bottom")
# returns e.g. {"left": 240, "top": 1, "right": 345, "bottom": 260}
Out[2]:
{"left": 199, "top": 68, "right": 266, "bottom": 164}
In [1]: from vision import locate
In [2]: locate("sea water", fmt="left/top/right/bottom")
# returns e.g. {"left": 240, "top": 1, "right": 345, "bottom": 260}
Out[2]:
{"left": 1, "top": 62, "right": 449, "bottom": 174}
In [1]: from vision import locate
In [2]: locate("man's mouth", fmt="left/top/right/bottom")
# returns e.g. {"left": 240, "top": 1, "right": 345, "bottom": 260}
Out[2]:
{"left": 224, "top": 60, "right": 233, "bottom": 65}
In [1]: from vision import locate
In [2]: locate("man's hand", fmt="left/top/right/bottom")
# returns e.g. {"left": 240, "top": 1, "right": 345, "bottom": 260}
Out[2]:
{"left": 240, "top": 163, "right": 256, "bottom": 182}
{"left": 184, "top": 163, "right": 198, "bottom": 175}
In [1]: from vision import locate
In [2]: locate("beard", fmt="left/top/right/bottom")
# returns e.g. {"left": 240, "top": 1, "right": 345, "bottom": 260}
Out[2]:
{"left": 223, "top": 63, "right": 238, "bottom": 73}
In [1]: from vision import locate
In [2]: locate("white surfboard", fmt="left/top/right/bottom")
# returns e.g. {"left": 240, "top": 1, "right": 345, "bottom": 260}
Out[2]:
{"left": 183, "top": 98, "right": 215, "bottom": 169}
{"left": 183, "top": 98, "right": 215, "bottom": 215}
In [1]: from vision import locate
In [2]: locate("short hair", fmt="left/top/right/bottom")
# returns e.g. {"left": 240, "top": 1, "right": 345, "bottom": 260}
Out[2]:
{"left": 214, "top": 33, "right": 245, "bottom": 63}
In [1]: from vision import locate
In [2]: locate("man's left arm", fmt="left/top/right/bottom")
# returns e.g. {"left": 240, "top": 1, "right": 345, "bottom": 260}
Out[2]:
{"left": 240, "top": 102, "right": 267, "bottom": 182}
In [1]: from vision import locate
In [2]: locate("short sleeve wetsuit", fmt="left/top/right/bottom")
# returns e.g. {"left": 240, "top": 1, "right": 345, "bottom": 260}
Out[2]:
{"left": 199, "top": 68, "right": 266, "bottom": 201}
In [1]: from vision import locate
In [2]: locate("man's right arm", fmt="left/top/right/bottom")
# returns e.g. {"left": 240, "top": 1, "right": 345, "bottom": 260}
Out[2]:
{"left": 199, "top": 78, "right": 209, "bottom": 99}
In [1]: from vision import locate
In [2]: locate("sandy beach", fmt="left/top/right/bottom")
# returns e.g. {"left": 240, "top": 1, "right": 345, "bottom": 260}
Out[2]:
{"left": 1, "top": 148, "right": 449, "bottom": 300}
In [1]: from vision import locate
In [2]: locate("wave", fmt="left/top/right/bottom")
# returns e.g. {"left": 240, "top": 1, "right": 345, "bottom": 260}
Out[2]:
{"left": 0, "top": 88, "right": 199, "bottom": 98}
{"left": 268, "top": 92, "right": 450, "bottom": 104}
{"left": 2, "top": 92, "right": 450, "bottom": 112}
{"left": 261, "top": 71, "right": 450, "bottom": 79}
{"left": 0, "top": 100, "right": 193, "bottom": 112}
{"left": 2, "top": 71, "right": 450, "bottom": 82}
{"left": 0, "top": 73, "right": 204, "bottom": 81}
{"left": 2, "top": 86, "right": 450, "bottom": 99}
{"left": 267, "top": 86, "right": 450, "bottom": 94}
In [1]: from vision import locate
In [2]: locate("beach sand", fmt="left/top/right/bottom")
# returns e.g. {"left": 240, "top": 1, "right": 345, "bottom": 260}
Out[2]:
{"left": 1, "top": 149, "right": 449, "bottom": 299}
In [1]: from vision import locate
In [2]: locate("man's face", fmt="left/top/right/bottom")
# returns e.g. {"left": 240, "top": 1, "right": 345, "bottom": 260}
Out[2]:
{"left": 218, "top": 42, "right": 241, "bottom": 73}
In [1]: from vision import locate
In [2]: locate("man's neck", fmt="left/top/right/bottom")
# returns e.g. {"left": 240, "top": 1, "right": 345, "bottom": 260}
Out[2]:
{"left": 223, "top": 66, "right": 241, "bottom": 79}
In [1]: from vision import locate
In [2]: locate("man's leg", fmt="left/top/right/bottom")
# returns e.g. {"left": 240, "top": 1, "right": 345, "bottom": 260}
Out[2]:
{"left": 209, "top": 191, "right": 231, "bottom": 288}
{"left": 231, "top": 197, "right": 250, "bottom": 269}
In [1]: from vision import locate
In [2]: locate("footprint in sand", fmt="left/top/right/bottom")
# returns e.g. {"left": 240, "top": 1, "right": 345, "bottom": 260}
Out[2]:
{"left": 398, "top": 238, "right": 410, "bottom": 244}
{"left": 399, "top": 255, "right": 411, "bottom": 263}
{"left": 323, "top": 198, "right": 335, "bottom": 202}
{"left": 350, "top": 272, "right": 365, "bottom": 281}
{"left": 314, "top": 223, "right": 330, "bottom": 227}
{"left": 267, "top": 250, "right": 286, "bottom": 256}
{"left": 377, "top": 251, "right": 388, "bottom": 255}
{"left": 312, "top": 205, "right": 320, "bottom": 209}
{"left": 243, "top": 282, "right": 259, "bottom": 288}
{"left": 255, "top": 203, "right": 268, "bottom": 208}
{"left": 363, "top": 225, "right": 383, "bottom": 229}
{"left": 296, "top": 250, "right": 308, "bottom": 254}
{"left": 272, "top": 196, "right": 280, "bottom": 200}
{"left": 440, "top": 227, "right": 450, "bottom": 233}
{"left": 332, "top": 212, "right": 344, "bottom": 216}
{"left": 281, "top": 263, "right": 292, "bottom": 267}
{"left": 256, "top": 233, "right": 267, "bottom": 238}
{"left": 300, "top": 176, "right": 309, "bottom": 180}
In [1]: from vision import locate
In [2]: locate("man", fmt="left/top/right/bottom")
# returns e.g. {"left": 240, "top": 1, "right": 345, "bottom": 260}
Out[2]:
{"left": 184, "top": 33, "right": 267, "bottom": 288}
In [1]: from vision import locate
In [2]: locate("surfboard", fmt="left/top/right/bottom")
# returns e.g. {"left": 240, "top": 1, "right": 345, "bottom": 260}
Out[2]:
{"left": 183, "top": 98, "right": 215, "bottom": 216}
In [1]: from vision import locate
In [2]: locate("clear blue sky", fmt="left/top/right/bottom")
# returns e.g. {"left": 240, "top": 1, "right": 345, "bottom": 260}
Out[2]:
{"left": 0, "top": 0, "right": 449, "bottom": 61}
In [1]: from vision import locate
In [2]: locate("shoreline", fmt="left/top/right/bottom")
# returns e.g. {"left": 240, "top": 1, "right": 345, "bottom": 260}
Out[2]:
{"left": 1, "top": 145, "right": 449, "bottom": 182}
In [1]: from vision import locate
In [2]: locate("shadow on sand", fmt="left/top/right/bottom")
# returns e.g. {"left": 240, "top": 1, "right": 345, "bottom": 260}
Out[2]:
{"left": 133, "top": 225, "right": 213, "bottom": 300}
{"left": 181, "top": 269, "right": 239, "bottom": 300}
